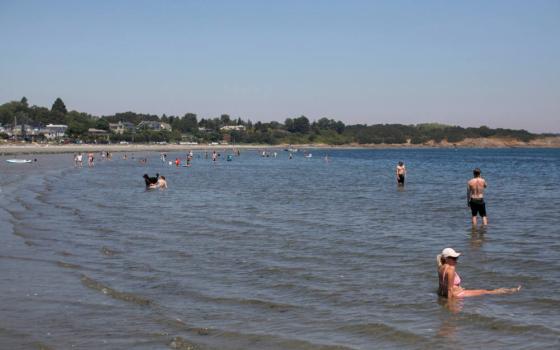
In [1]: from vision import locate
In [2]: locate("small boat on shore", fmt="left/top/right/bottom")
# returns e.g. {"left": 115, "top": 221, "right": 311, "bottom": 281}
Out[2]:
{"left": 6, "top": 159, "right": 32, "bottom": 164}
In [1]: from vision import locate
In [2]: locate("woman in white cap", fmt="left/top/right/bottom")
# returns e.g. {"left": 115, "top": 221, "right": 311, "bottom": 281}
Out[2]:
{"left": 437, "top": 248, "right": 520, "bottom": 298}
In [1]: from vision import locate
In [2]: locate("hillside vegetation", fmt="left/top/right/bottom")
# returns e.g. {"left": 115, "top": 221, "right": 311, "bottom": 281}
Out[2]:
{"left": 0, "top": 97, "right": 547, "bottom": 145}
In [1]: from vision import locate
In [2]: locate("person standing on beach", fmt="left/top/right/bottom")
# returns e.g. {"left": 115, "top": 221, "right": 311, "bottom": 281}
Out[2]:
{"left": 468, "top": 168, "right": 488, "bottom": 226}
{"left": 396, "top": 161, "right": 406, "bottom": 186}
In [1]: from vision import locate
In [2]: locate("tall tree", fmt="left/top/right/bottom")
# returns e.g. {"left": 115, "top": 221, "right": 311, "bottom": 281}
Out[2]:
{"left": 183, "top": 113, "right": 198, "bottom": 132}
{"left": 220, "top": 114, "right": 231, "bottom": 125}
{"left": 51, "top": 98, "right": 67, "bottom": 114}
{"left": 292, "top": 116, "right": 310, "bottom": 134}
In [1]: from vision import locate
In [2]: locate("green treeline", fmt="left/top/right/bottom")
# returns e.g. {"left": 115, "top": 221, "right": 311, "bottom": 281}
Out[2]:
{"left": 0, "top": 97, "right": 540, "bottom": 144}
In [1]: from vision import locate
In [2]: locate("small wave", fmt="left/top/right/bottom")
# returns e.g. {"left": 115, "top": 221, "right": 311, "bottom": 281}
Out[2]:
{"left": 167, "top": 286, "right": 300, "bottom": 313}
{"left": 337, "top": 322, "right": 430, "bottom": 344}
{"left": 252, "top": 265, "right": 307, "bottom": 277}
{"left": 6, "top": 208, "right": 24, "bottom": 221}
{"left": 101, "top": 246, "right": 120, "bottom": 256}
{"left": 214, "top": 296, "right": 298, "bottom": 312}
{"left": 80, "top": 274, "right": 152, "bottom": 306}
{"left": 529, "top": 297, "right": 560, "bottom": 307}
{"left": 11, "top": 228, "right": 28, "bottom": 239}
{"left": 215, "top": 329, "right": 354, "bottom": 350}
{"left": 168, "top": 336, "right": 200, "bottom": 350}
{"left": 0, "top": 326, "right": 54, "bottom": 350}
{"left": 56, "top": 261, "right": 81, "bottom": 269}
{"left": 459, "top": 311, "right": 558, "bottom": 336}
{"left": 14, "top": 196, "right": 33, "bottom": 211}
{"left": 0, "top": 255, "right": 57, "bottom": 266}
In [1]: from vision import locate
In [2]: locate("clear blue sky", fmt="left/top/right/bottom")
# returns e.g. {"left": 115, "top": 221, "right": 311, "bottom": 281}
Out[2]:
{"left": 1, "top": 0, "right": 558, "bottom": 132}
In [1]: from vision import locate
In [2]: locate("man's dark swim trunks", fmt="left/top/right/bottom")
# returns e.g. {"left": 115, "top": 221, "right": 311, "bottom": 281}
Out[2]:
{"left": 469, "top": 198, "right": 486, "bottom": 217}
{"left": 397, "top": 174, "right": 405, "bottom": 184}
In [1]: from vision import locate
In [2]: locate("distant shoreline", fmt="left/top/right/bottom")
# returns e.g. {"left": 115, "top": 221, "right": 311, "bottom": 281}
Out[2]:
{"left": 1, "top": 136, "right": 559, "bottom": 155}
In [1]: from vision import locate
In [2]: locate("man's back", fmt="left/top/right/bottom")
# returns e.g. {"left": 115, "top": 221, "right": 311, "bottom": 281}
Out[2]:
{"left": 468, "top": 177, "right": 487, "bottom": 199}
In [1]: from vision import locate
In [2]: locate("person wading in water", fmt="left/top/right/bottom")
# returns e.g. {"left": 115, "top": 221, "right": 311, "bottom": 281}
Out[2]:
{"left": 468, "top": 168, "right": 488, "bottom": 226}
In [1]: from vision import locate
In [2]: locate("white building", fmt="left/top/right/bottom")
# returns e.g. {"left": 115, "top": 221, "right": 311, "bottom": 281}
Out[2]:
{"left": 109, "top": 121, "right": 136, "bottom": 134}
{"left": 220, "top": 125, "right": 245, "bottom": 131}
{"left": 137, "top": 121, "right": 172, "bottom": 131}
{"left": 43, "top": 124, "right": 68, "bottom": 139}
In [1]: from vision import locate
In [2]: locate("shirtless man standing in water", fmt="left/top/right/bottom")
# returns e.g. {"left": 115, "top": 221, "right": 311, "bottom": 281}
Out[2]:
{"left": 396, "top": 161, "right": 406, "bottom": 186}
{"left": 468, "top": 168, "right": 488, "bottom": 226}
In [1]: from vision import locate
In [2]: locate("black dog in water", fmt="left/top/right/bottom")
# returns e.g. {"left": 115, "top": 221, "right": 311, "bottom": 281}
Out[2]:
{"left": 143, "top": 173, "right": 159, "bottom": 188}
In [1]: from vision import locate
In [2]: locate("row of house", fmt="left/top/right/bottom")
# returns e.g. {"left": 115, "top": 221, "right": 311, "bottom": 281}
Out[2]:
{"left": 1, "top": 120, "right": 245, "bottom": 139}
{"left": 0, "top": 124, "right": 68, "bottom": 139}
{"left": 109, "top": 121, "right": 245, "bottom": 133}
{"left": 108, "top": 121, "right": 173, "bottom": 134}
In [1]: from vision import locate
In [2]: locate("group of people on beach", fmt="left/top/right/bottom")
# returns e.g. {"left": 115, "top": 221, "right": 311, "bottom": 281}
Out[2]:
{"left": 395, "top": 161, "right": 521, "bottom": 301}
{"left": 73, "top": 152, "right": 96, "bottom": 168}
{"left": 77, "top": 150, "right": 521, "bottom": 302}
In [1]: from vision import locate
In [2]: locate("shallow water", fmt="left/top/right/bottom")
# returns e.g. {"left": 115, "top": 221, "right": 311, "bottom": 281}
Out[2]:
{"left": 0, "top": 148, "right": 559, "bottom": 349}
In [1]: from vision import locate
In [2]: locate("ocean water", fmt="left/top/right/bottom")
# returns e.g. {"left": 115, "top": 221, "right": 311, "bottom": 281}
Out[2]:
{"left": 0, "top": 148, "right": 559, "bottom": 350}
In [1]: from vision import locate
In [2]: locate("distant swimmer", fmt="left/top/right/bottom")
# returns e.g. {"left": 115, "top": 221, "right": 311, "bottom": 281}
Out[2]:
{"left": 212, "top": 151, "right": 217, "bottom": 162}
{"left": 175, "top": 158, "right": 180, "bottom": 167}
{"left": 88, "top": 153, "right": 95, "bottom": 167}
{"left": 396, "top": 161, "right": 406, "bottom": 186}
{"left": 143, "top": 173, "right": 159, "bottom": 189}
{"left": 437, "top": 248, "right": 521, "bottom": 298}
{"left": 157, "top": 175, "right": 168, "bottom": 189}
{"left": 468, "top": 168, "right": 488, "bottom": 226}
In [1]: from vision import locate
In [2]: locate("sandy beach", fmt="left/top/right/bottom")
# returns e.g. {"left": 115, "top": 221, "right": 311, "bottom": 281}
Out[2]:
{"left": 1, "top": 136, "right": 559, "bottom": 155}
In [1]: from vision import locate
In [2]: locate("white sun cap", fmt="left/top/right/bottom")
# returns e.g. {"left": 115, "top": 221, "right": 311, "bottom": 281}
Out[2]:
{"left": 441, "top": 248, "right": 461, "bottom": 258}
